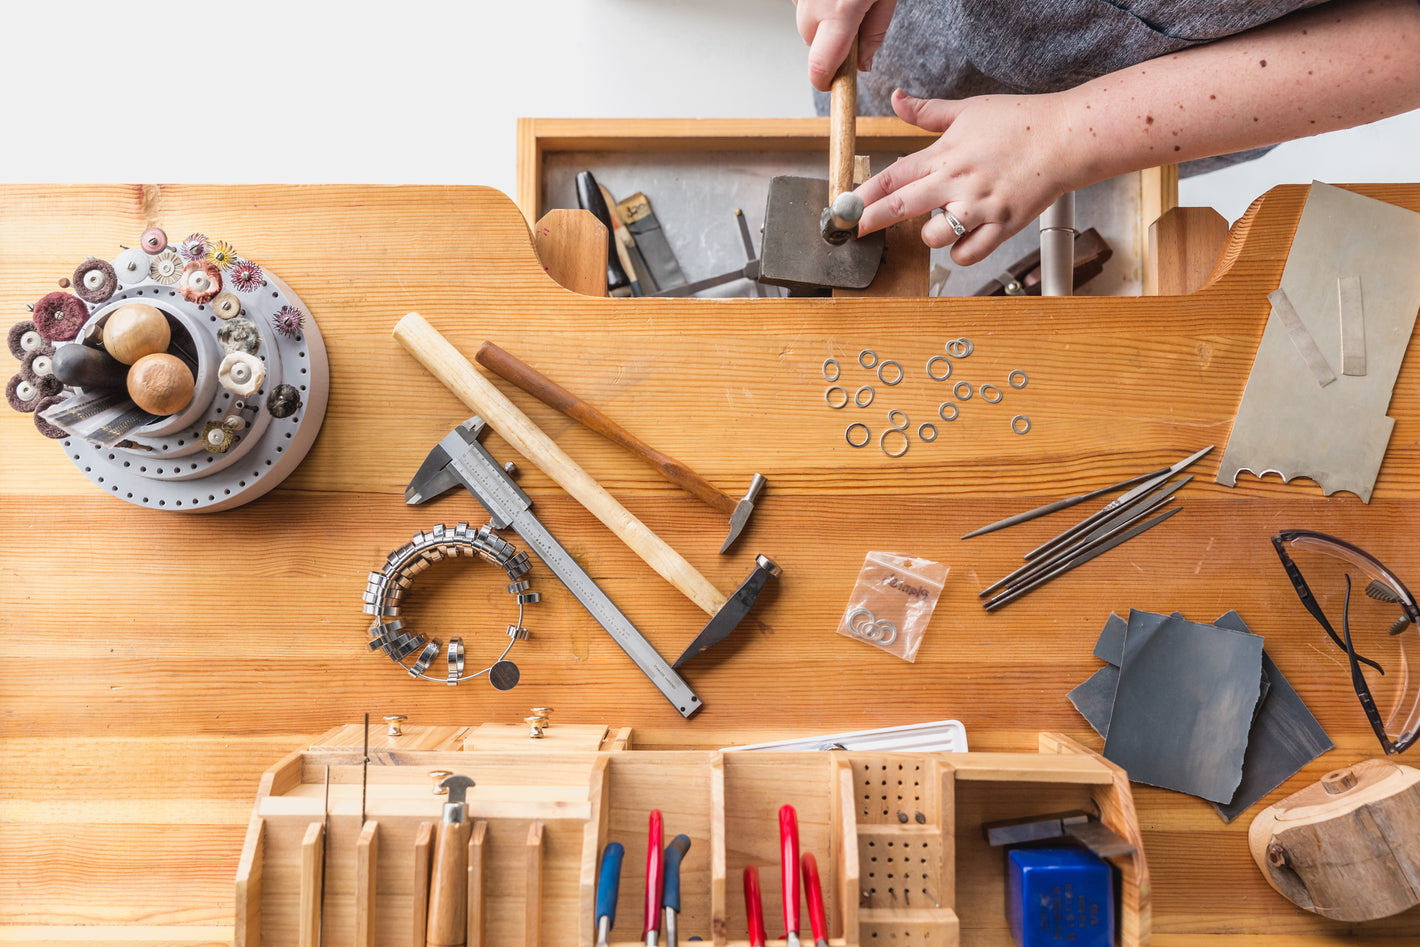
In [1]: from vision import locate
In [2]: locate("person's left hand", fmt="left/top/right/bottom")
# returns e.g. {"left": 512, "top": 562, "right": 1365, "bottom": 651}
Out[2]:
{"left": 856, "top": 87, "right": 1079, "bottom": 265}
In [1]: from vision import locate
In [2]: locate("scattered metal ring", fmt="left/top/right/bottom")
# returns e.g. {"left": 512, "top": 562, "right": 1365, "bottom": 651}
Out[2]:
{"left": 1012, "top": 415, "right": 1031, "bottom": 435}
{"left": 887, "top": 409, "right": 909, "bottom": 431}
{"left": 938, "top": 402, "right": 959, "bottom": 422}
{"left": 854, "top": 385, "right": 875, "bottom": 407}
{"left": 845, "top": 422, "right": 871, "bottom": 448}
{"left": 1008, "top": 369, "right": 1029, "bottom": 389}
{"left": 980, "top": 384, "right": 1003, "bottom": 403}
{"left": 918, "top": 422, "right": 938, "bottom": 442}
{"left": 926, "top": 355, "right": 952, "bottom": 381}
{"left": 858, "top": 349, "right": 878, "bottom": 370}
{"left": 822, "top": 357, "right": 841, "bottom": 382}
{"left": 880, "top": 427, "right": 909, "bottom": 458}
{"left": 877, "top": 359, "right": 904, "bottom": 386}
{"left": 825, "top": 385, "right": 849, "bottom": 409}
{"left": 947, "top": 338, "right": 974, "bottom": 358}
{"left": 953, "top": 381, "right": 973, "bottom": 401}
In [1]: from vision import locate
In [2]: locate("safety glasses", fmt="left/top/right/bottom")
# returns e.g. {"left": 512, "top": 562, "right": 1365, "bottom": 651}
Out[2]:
{"left": 1272, "top": 530, "right": 1420, "bottom": 755}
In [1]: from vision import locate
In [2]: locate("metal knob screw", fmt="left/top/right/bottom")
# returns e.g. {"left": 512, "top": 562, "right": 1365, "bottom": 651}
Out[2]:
{"left": 525, "top": 715, "right": 548, "bottom": 739}
{"left": 383, "top": 714, "right": 407, "bottom": 736}
{"left": 429, "top": 770, "right": 453, "bottom": 794}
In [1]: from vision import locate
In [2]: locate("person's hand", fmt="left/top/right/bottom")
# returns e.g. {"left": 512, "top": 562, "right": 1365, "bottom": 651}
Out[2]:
{"left": 794, "top": 0, "right": 898, "bottom": 91}
{"left": 856, "top": 87, "right": 1077, "bottom": 265}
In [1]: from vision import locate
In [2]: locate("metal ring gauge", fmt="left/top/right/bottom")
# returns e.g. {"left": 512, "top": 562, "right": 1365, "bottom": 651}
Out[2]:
{"left": 365, "top": 522, "right": 538, "bottom": 687}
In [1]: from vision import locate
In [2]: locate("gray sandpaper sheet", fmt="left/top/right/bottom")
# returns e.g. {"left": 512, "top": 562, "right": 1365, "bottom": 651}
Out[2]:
{"left": 1211, "top": 610, "right": 1333, "bottom": 822}
{"left": 1102, "top": 611, "right": 1265, "bottom": 803}
{"left": 1071, "top": 609, "right": 1328, "bottom": 817}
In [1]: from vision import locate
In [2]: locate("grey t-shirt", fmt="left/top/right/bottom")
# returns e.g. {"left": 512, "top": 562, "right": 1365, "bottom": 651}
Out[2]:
{"left": 813, "top": 0, "right": 1332, "bottom": 173}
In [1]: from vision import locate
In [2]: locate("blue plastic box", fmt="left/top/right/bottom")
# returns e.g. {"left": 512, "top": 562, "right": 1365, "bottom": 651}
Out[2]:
{"left": 1006, "top": 846, "right": 1115, "bottom": 947}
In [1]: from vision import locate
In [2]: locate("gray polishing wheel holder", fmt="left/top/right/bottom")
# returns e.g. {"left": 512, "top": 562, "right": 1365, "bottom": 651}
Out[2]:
{"left": 47, "top": 238, "right": 328, "bottom": 512}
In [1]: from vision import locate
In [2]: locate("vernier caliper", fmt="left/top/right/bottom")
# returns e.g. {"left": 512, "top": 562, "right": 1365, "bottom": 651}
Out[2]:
{"left": 406, "top": 416, "right": 702, "bottom": 717}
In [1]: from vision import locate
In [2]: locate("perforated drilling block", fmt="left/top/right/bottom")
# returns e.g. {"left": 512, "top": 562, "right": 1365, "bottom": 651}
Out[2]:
{"left": 1006, "top": 847, "right": 1114, "bottom": 947}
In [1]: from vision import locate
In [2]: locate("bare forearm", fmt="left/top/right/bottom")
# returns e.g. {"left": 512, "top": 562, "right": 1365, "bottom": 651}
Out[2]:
{"left": 1066, "top": 0, "right": 1420, "bottom": 190}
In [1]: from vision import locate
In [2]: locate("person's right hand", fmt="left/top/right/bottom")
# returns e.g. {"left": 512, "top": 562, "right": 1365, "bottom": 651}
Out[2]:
{"left": 794, "top": 0, "right": 899, "bottom": 90}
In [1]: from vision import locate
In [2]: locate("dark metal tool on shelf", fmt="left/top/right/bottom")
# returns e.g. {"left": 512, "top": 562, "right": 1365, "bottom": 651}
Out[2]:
{"left": 406, "top": 416, "right": 703, "bottom": 718}
{"left": 983, "top": 810, "right": 1137, "bottom": 859}
{"left": 617, "top": 192, "right": 688, "bottom": 293}
{"left": 474, "top": 341, "right": 768, "bottom": 553}
{"left": 576, "top": 171, "right": 633, "bottom": 297}
{"left": 426, "top": 774, "right": 476, "bottom": 947}
{"left": 595, "top": 842, "right": 625, "bottom": 947}
{"left": 663, "top": 834, "right": 691, "bottom": 947}
{"left": 654, "top": 210, "right": 770, "bottom": 299}
{"left": 759, "top": 39, "right": 883, "bottom": 293}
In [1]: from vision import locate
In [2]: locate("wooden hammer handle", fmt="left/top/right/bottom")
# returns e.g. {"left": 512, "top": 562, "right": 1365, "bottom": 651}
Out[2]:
{"left": 829, "top": 37, "right": 859, "bottom": 203}
{"left": 475, "top": 342, "right": 735, "bottom": 516}
{"left": 394, "top": 312, "right": 728, "bottom": 617}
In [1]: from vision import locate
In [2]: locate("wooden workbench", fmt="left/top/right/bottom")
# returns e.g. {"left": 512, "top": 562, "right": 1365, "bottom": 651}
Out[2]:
{"left": 1, "top": 184, "right": 1417, "bottom": 945}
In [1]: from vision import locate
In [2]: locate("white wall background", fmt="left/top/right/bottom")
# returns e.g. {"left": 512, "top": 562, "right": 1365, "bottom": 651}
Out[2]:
{"left": 2, "top": 0, "right": 1415, "bottom": 223}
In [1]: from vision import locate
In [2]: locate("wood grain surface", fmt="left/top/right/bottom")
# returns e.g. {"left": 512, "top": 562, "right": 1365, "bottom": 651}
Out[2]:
{"left": 2, "top": 183, "right": 1419, "bottom": 944}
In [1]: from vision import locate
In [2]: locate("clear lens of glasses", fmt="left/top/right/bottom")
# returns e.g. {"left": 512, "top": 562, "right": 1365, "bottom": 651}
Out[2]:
{"left": 1283, "top": 534, "right": 1419, "bottom": 748}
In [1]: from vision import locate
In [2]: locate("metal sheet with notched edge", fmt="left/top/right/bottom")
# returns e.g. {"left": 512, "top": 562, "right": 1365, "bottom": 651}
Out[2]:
{"left": 1217, "top": 183, "right": 1420, "bottom": 501}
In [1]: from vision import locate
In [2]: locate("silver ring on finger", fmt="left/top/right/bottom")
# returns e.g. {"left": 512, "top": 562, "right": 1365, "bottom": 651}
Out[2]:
{"left": 943, "top": 210, "right": 967, "bottom": 236}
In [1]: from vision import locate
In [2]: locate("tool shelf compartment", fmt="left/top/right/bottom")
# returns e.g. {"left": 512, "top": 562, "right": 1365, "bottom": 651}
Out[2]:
{"left": 234, "top": 726, "right": 1145, "bottom": 947}
{"left": 516, "top": 117, "right": 1170, "bottom": 298}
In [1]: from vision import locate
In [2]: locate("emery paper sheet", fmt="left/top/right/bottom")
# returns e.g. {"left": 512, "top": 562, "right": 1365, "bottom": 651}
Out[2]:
{"left": 1218, "top": 183, "right": 1420, "bottom": 502}
{"left": 1102, "top": 610, "right": 1265, "bottom": 804}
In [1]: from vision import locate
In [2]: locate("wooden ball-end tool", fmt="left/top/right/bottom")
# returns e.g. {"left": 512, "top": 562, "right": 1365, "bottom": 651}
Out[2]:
{"left": 474, "top": 340, "right": 767, "bottom": 554}
{"left": 426, "top": 774, "right": 476, "bottom": 947}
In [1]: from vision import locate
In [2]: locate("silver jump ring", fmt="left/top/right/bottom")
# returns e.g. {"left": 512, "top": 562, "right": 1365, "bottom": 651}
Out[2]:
{"left": 926, "top": 355, "right": 952, "bottom": 381}
{"left": 880, "top": 427, "right": 909, "bottom": 458}
{"left": 980, "top": 384, "right": 1003, "bottom": 403}
{"left": 938, "top": 402, "right": 959, "bottom": 421}
{"left": 954, "top": 380, "right": 973, "bottom": 401}
{"left": 854, "top": 385, "right": 875, "bottom": 407}
{"left": 877, "top": 360, "right": 904, "bottom": 386}
{"left": 1012, "top": 415, "right": 1031, "bottom": 435}
{"left": 822, "top": 357, "right": 841, "bottom": 382}
{"left": 825, "top": 385, "right": 849, "bottom": 408}
{"left": 887, "top": 409, "right": 909, "bottom": 431}
{"left": 858, "top": 349, "right": 878, "bottom": 369}
{"left": 845, "top": 422, "right": 870, "bottom": 447}
{"left": 1008, "top": 369, "right": 1028, "bottom": 389}
{"left": 948, "top": 338, "right": 973, "bottom": 358}
{"left": 918, "top": 422, "right": 938, "bottom": 442}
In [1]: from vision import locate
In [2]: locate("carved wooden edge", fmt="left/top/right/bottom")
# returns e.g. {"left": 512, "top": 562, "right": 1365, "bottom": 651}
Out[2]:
{"left": 1038, "top": 731, "right": 1152, "bottom": 947}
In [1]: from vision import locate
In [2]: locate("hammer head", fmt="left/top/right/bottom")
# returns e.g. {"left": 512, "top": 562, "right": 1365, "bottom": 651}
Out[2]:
{"left": 672, "top": 555, "right": 782, "bottom": 668}
{"left": 720, "top": 473, "right": 768, "bottom": 554}
{"left": 760, "top": 176, "right": 884, "bottom": 293}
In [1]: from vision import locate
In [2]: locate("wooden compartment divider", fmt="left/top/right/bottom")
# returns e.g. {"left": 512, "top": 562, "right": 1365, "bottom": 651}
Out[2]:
{"left": 235, "top": 726, "right": 1147, "bottom": 946}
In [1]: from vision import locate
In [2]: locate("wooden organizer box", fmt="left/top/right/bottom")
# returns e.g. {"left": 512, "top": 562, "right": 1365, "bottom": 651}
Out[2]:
{"left": 236, "top": 725, "right": 1148, "bottom": 947}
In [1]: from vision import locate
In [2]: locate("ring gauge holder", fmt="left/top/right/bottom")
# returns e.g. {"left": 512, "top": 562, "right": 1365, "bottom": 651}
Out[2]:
{"left": 364, "top": 523, "right": 539, "bottom": 688}
{"left": 8, "top": 228, "right": 328, "bottom": 511}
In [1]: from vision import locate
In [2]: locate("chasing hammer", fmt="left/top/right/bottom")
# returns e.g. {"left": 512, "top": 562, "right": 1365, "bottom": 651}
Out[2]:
{"left": 474, "top": 341, "right": 766, "bottom": 554}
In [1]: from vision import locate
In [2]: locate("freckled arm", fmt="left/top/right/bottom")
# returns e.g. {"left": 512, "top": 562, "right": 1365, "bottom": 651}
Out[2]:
{"left": 1066, "top": 0, "right": 1420, "bottom": 189}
